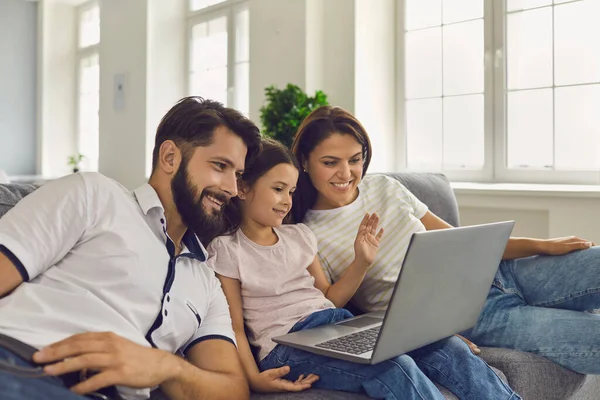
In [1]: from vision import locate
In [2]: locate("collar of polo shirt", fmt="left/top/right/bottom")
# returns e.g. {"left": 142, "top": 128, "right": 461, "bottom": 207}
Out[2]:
{"left": 133, "top": 183, "right": 207, "bottom": 262}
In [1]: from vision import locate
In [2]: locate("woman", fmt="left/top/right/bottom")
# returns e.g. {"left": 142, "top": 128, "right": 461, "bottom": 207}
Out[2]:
{"left": 291, "top": 105, "right": 600, "bottom": 375}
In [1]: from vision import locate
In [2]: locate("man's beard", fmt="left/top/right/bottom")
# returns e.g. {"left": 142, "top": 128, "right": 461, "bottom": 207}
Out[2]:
{"left": 171, "top": 159, "right": 228, "bottom": 242}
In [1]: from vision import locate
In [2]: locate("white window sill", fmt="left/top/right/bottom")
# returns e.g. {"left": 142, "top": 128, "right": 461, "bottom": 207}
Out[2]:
{"left": 451, "top": 182, "right": 600, "bottom": 199}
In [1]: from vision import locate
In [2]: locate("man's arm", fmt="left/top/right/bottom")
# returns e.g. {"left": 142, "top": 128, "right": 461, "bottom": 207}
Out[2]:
{"left": 0, "top": 251, "right": 23, "bottom": 297}
{"left": 34, "top": 332, "right": 248, "bottom": 400}
{"left": 0, "top": 173, "right": 90, "bottom": 287}
{"left": 161, "top": 339, "right": 248, "bottom": 400}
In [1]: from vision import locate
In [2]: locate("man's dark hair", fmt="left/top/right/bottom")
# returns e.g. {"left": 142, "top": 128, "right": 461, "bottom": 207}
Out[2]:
{"left": 151, "top": 97, "right": 261, "bottom": 173}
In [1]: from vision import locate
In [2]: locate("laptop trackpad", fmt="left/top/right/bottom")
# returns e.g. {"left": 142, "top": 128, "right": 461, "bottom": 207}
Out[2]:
{"left": 337, "top": 316, "right": 382, "bottom": 328}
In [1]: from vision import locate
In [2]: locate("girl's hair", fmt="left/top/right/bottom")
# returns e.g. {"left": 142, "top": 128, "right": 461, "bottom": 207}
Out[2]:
{"left": 290, "top": 106, "right": 372, "bottom": 223}
{"left": 216, "top": 137, "right": 300, "bottom": 239}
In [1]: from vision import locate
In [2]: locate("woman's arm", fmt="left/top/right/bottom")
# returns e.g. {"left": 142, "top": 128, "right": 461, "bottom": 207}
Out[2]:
{"left": 215, "top": 274, "right": 317, "bottom": 393}
{"left": 420, "top": 211, "right": 594, "bottom": 260}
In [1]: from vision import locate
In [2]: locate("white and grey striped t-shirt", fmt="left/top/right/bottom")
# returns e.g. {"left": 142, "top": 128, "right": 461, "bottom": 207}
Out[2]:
{"left": 304, "top": 174, "right": 428, "bottom": 312}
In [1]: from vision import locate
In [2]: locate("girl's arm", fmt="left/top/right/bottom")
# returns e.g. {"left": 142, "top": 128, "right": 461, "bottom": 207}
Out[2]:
{"left": 420, "top": 211, "right": 594, "bottom": 260}
{"left": 215, "top": 274, "right": 317, "bottom": 393}
{"left": 308, "top": 256, "right": 367, "bottom": 308}
{"left": 308, "top": 213, "right": 383, "bottom": 308}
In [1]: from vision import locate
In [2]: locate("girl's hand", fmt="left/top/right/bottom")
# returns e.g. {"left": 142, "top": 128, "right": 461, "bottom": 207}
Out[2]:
{"left": 354, "top": 213, "right": 384, "bottom": 268}
{"left": 251, "top": 366, "right": 319, "bottom": 393}
{"left": 539, "top": 236, "right": 595, "bottom": 256}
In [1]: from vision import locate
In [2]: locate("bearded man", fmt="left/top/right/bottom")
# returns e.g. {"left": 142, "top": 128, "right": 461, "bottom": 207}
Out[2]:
{"left": 0, "top": 97, "right": 261, "bottom": 400}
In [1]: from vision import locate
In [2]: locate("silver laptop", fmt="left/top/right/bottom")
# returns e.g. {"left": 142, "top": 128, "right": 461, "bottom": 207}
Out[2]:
{"left": 272, "top": 221, "right": 514, "bottom": 364}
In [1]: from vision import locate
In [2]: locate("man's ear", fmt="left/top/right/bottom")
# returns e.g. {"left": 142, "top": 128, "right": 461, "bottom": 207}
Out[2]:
{"left": 158, "top": 140, "right": 181, "bottom": 175}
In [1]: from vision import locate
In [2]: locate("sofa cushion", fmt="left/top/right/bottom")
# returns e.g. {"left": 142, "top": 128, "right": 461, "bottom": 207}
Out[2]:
{"left": 386, "top": 173, "right": 460, "bottom": 227}
{"left": 480, "top": 347, "right": 591, "bottom": 400}
{"left": 0, "top": 183, "right": 37, "bottom": 218}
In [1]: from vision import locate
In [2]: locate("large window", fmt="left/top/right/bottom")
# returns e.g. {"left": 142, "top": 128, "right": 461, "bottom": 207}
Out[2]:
{"left": 76, "top": 1, "right": 100, "bottom": 172}
{"left": 188, "top": 0, "right": 249, "bottom": 116}
{"left": 399, "top": 0, "right": 600, "bottom": 184}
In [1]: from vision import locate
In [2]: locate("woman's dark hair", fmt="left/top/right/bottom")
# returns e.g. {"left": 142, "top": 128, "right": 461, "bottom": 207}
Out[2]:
{"left": 216, "top": 137, "right": 300, "bottom": 239}
{"left": 290, "top": 106, "right": 372, "bottom": 223}
{"left": 151, "top": 96, "right": 261, "bottom": 173}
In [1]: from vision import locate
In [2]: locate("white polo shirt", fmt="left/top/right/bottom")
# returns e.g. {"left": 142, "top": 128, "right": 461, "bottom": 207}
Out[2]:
{"left": 0, "top": 172, "right": 235, "bottom": 399}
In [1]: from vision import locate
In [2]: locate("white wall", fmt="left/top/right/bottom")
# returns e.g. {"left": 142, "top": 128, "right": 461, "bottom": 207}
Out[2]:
{"left": 305, "top": 0, "right": 355, "bottom": 112}
{"left": 146, "top": 0, "right": 187, "bottom": 177}
{"left": 249, "top": 0, "right": 307, "bottom": 124}
{"left": 0, "top": 0, "right": 37, "bottom": 176}
{"left": 98, "top": 0, "right": 149, "bottom": 190}
{"left": 354, "top": 0, "right": 396, "bottom": 173}
{"left": 38, "top": 0, "right": 76, "bottom": 177}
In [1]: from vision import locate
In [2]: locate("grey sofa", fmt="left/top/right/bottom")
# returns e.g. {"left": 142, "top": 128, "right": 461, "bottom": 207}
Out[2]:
{"left": 1, "top": 174, "right": 599, "bottom": 399}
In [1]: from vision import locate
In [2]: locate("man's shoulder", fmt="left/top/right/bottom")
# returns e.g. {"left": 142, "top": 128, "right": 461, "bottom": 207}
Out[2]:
{"left": 193, "top": 258, "right": 224, "bottom": 289}
{"left": 78, "top": 172, "right": 127, "bottom": 192}
{"left": 78, "top": 172, "right": 132, "bottom": 204}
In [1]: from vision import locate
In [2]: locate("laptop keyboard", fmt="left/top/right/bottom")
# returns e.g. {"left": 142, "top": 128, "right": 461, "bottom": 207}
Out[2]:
{"left": 315, "top": 326, "right": 381, "bottom": 355}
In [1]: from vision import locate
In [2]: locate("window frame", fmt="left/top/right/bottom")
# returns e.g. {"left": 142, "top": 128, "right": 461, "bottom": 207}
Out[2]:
{"left": 75, "top": 0, "right": 100, "bottom": 172}
{"left": 186, "top": 0, "right": 249, "bottom": 113}
{"left": 396, "top": 0, "right": 600, "bottom": 185}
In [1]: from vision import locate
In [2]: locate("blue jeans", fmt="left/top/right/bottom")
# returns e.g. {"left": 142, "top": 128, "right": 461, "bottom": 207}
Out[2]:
{"left": 260, "top": 308, "right": 519, "bottom": 400}
{"left": 0, "top": 346, "right": 87, "bottom": 400}
{"left": 464, "top": 246, "right": 600, "bottom": 374}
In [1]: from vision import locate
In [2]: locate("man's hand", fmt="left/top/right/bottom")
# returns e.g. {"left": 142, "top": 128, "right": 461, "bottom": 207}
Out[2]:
{"left": 539, "top": 236, "right": 595, "bottom": 256}
{"left": 33, "top": 332, "right": 177, "bottom": 395}
{"left": 250, "top": 366, "right": 319, "bottom": 393}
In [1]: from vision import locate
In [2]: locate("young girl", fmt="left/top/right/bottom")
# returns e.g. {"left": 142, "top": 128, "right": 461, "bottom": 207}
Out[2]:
{"left": 207, "top": 138, "right": 519, "bottom": 400}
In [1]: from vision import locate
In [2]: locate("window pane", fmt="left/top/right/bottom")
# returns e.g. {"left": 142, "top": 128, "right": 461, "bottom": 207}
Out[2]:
{"left": 507, "top": 89, "right": 553, "bottom": 168}
{"left": 406, "top": 98, "right": 443, "bottom": 168}
{"left": 555, "top": 85, "right": 600, "bottom": 170}
{"left": 191, "top": 67, "right": 228, "bottom": 105}
{"left": 79, "top": 5, "right": 100, "bottom": 48}
{"left": 234, "top": 62, "right": 249, "bottom": 116}
{"left": 507, "top": 8, "right": 553, "bottom": 90}
{"left": 443, "top": 20, "right": 484, "bottom": 95}
{"left": 443, "top": 0, "right": 483, "bottom": 24}
{"left": 405, "top": 27, "right": 442, "bottom": 99}
{"left": 405, "top": 0, "right": 441, "bottom": 31}
{"left": 443, "top": 95, "right": 484, "bottom": 168}
{"left": 235, "top": 8, "right": 249, "bottom": 62}
{"left": 554, "top": 0, "right": 600, "bottom": 86}
{"left": 190, "top": 16, "right": 228, "bottom": 103}
{"left": 191, "top": 0, "right": 226, "bottom": 11}
{"left": 78, "top": 54, "right": 100, "bottom": 172}
{"left": 507, "top": 0, "right": 551, "bottom": 12}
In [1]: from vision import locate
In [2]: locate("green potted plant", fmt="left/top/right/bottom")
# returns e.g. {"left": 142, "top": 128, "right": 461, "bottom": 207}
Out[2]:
{"left": 68, "top": 153, "right": 85, "bottom": 173}
{"left": 259, "top": 84, "right": 329, "bottom": 148}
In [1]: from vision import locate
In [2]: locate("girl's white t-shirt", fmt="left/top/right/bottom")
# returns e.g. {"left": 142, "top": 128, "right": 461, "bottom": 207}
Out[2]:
{"left": 206, "top": 224, "right": 335, "bottom": 361}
